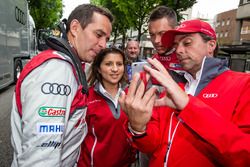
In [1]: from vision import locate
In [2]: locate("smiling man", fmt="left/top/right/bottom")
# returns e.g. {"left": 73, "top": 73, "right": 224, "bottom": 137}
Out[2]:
{"left": 11, "top": 4, "right": 113, "bottom": 167}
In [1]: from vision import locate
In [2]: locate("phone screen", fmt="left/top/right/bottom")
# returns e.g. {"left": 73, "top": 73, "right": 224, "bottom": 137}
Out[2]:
{"left": 131, "top": 62, "right": 152, "bottom": 90}
{"left": 131, "top": 62, "right": 150, "bottom": 76}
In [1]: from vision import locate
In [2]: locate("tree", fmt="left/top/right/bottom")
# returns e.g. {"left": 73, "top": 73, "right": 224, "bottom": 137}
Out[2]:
{"left": 112, "top": 0, "right": 159, "bottom": 42}
{"left": 28, "top": 0, "right": 63, "bottom": 31}
{"left": 113, "top": 0, "right": 197, "bottom": 41}
{"left": 91, "top": 0, "right": 197, "bottom": 47}
{"left": 91, "top": 0, "right": 130, "bottom": 49}
{"left": 159, "top": 0, "right": 197, "bottom": 20}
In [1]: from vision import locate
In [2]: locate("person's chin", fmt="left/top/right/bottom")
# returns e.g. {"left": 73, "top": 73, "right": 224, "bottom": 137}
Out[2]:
{"left": 181, "top": 63, "right": 191, "bottom": 71}
{"left": 90, "top": 52, "right": 98, "bottom": 61}
{"left": 157, "top": 50, "right": 166, "bottom": 55}
{"left": 83, "top": 55, "right": 95, "bottom": 63}
{"left": 155, "top": 48, "right": 165, "bottom": 54}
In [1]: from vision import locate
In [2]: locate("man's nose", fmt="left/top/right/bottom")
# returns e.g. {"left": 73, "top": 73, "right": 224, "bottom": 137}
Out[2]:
{"left": 155, "top": 35, "right": 161, "bottom": 44}
{"left": 99, "top": 38, "right": 106, "bottom": 49}
{"left": 175, "top": 45, "right": 185, "bottom": 60}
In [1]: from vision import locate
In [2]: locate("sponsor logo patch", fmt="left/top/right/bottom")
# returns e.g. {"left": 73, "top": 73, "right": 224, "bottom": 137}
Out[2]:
{"left": 41, "top": 82, "right": 71, "bottom": 96}
{"left": 37, "top": 141, "right": 61, "bottom": 149}
{"left": 202, "top": 93, "right": 218, "bottom": 98}
{"left": 169, "top": 63, "right": 182, "bottom": 68}
{"left": 159, "top": 56, "right": 171, "bottom": 61}
{"left": 38, "top": 106, "right": 66, "bottom": 117}
{"left": 37, "top": 123, "right": 64, "bottom": 134}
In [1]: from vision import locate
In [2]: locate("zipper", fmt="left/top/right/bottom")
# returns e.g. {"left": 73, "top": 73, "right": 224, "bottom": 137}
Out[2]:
{"left": 91, "top": 125, "right": 97, "bottom": 167}
{"left": 164, "top": 112, "right": 180, "bottom": 167}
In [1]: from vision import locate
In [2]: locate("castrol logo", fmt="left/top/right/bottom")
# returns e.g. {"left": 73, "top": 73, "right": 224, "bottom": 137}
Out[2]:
{"left": 38, "top": 106, "right": 66, "bottom": 117}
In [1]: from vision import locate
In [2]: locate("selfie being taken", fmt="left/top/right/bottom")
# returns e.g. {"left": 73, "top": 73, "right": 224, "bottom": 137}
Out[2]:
{"left": 0, "top": 0, "right": 249, "bottom": 167}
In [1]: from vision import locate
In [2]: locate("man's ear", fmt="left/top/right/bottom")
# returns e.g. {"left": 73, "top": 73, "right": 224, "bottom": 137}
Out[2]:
{"left": 69, "top": 19, "right": 80, "bottom": 37}
{"left": 207, "top": 40, "right": 216, "bottom": 56}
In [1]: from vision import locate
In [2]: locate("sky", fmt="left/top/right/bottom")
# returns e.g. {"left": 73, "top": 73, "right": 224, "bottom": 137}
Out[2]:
{"left": 62, "top": 0, "right": 90, "bottom": 19}
{"left": 192, "top": 0, "right": 239, "bottom": 19}
{"left": 62, "top": 0, "right": 239, "bottom": 19}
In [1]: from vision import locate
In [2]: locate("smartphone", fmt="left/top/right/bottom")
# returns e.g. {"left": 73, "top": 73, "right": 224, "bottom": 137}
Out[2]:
{"left": 131, "top": 62, "right": 152, "bottom": 90}
{"left": 131, "top": 62, "right": 161, "bottom": 98}
{"left": 131, "top": 61, "right": 150, "bottom": 76}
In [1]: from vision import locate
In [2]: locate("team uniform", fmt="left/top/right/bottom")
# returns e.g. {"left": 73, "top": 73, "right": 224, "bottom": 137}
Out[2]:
{"left": 152, "top": 51, "right": 182, "bottom": 71}
{"left": 11, "top": 49, "right": 88, "bottom": 167}
{"left": 125, "top": 57, "right": 250, "bottom": 166}
{"left": 151, "top": 51, "right": 184, "bottom": 86}
{"left": 78, "top": 82, "right": 136, "bottom": 167}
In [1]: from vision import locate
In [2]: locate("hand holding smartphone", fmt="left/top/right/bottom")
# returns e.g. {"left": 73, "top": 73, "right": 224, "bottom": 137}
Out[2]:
{"left": 131, "top": 61, "right": 161, "bottom": 98}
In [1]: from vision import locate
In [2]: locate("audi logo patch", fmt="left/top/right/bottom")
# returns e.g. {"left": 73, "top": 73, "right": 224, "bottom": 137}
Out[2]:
{"left": 202, "top": 93, "right": 218, "bottom": 98}
{"left": 15, "top": 6, "right": 26, "bottom": 25}
{"left": 41, "top": 82, "right": 71, "bottom": 96}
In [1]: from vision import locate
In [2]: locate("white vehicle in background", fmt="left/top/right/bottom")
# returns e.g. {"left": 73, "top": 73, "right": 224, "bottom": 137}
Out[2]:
{"left": 0, "top": 0, "right": 36, "bottom": 90}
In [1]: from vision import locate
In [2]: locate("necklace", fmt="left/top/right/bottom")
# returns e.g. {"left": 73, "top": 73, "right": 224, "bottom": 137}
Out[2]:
{"left": 164, "top": 112, "right": 180, "bottom": 167}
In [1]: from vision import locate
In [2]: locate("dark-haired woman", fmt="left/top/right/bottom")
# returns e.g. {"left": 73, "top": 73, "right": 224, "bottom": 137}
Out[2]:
{"left": 78, "top": 47, "right": 135, "bottom": 167}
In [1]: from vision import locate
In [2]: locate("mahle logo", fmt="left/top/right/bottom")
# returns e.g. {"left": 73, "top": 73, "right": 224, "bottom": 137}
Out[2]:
{"left": 39, "top": 107, "right": 66, "bottom": 117}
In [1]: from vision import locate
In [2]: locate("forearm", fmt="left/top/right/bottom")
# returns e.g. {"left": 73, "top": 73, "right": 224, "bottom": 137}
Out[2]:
{"left": 126, "top": 108, "right": 164, "bottom": 154}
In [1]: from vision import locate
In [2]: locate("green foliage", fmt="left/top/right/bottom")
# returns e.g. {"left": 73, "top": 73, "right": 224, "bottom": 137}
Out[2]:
{"left": 159, "top": 0, "right": 197, "bottom": 20}
{"left": 91, "top": 0, "right": 196, "bottom": 43}
{"left": 112, "top": 0, "right": 159, "bottom": 41}
{"left": 28, "top": 0, "right": 63, "bottom": 31}
{"left": 91, "top": 0, "right": 130, "bottom": 48}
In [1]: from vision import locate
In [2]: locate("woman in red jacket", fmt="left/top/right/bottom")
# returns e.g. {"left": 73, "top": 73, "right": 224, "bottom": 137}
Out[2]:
{"left": 78, "top": 47, "right": 136, "bottom": 167}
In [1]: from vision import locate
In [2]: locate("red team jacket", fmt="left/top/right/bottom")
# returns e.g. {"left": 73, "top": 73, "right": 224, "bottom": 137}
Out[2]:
{"left": 151, "top": 52, "right": 183, "bottom": 86}
{"left": 78, "top": 83, "right": 135, "bottom": 167}
{"left": 152, "top": 52, "right": 182, "bottom": 71}
{"left": 125, "top": 58, "right": 250, "bottom": 167}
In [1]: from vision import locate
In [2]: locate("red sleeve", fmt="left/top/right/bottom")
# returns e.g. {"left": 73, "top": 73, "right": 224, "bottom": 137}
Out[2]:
{"left": 179, "top": 79, "right": 250, "bottom": 166}
{"left": 124, "top": 106, "right": 171, "bottom": 154}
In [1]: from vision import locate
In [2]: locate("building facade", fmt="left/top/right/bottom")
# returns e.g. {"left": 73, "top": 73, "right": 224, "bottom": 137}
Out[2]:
{"left": 215, "top": 9, "right": 250, "bottom": 45}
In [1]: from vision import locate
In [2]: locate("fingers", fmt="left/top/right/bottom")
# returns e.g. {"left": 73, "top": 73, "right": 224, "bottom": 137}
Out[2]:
{"left": 118, "top": 91, "right": 127, "bottom": 115}
{"left": 154, "top": 97, "right": 166, "bottom": 107}
{"left": 134, "top": 78, "right": 146, "bottom": 100}
{"left": 147, "top": 57, "right": 168, "bottom": 74}
{"left": 119, "top": 73, "right": 156, "bottom": 130}
{"left": 144, "top": 65, "right": 166, "bottom": 86}
{"left": 142, "top": 87, "right": 157, "bottom": 106}
{"left": 127, "top": 73, "right": 140, "bottom": 99}
{"left": 154, "top": 96, "right": 177, "bottom": 109}
{"left": 145, "top": 90, "right": 156, "bottom": 117}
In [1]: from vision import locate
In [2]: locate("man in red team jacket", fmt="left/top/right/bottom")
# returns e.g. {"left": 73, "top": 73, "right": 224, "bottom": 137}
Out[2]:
{"left": 148, "top": 6, "right": 182, "bottom": 72}
{"left": 120, "top": 19, "right": 250, "bottom": 167}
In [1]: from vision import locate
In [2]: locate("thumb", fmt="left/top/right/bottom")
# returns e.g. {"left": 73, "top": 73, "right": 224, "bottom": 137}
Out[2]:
{"left": 154, "top": 97, "right": 177, "bottom": 109}
{"left": 154, "top": 98, "right": 166, "bottom": 107}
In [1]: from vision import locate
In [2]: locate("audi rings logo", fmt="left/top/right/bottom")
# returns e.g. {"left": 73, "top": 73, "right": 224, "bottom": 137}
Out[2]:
{"left": 41, "top": 82, "right": 71, "bottom": 96}
{"left": 15, "top": 6, "right": 26, "bottom": 25}
{"left": 202, "top": 93, "right": 218, "bottom": 98}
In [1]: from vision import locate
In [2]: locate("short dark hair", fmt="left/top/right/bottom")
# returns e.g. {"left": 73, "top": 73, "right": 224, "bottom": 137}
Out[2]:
{"left": 199, "top": 33, "right": 219, "bottom": 56}
{"left": 88, "top": 47, "right": 128, "bottom": 86}
{"left": 66, "top": 4, "right": 113, "bottom": 33}
{"left": 149, "top": 6, "right": 177, "bottom": 28}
